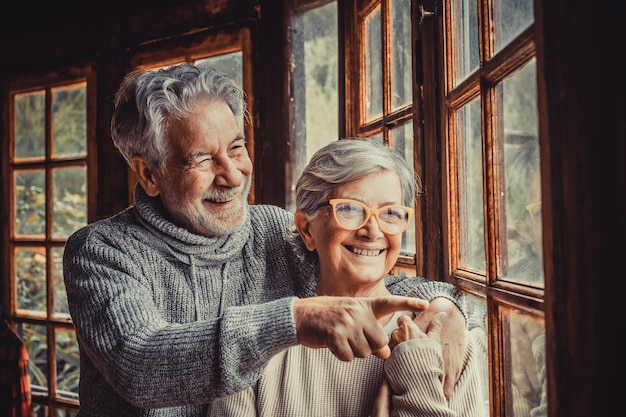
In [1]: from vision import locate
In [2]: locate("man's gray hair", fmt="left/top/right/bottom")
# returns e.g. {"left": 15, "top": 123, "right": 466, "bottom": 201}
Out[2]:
{"left": 110, "top": 63, "right": 246, "bottom": 173}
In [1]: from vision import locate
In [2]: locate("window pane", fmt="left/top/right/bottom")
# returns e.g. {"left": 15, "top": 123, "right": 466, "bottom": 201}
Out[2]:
{"left": 390, "top": 122, "right": 415, "bottom": 254}
{"left": 52, "top": 166, "right": 88, "bottom": 238}
{"left": 195, "top": 52, "right": 243, "bottom": 89}
{"left": 33, "top": 404, "right": 48, "bottom": 417}
{"left": 52, "top": 247, "right": 69, "bottom": 316}
{"left": 502, "top": 60, "right": 542, "bottom": 285}
{"left": 364, "top": 6, "right": 383, "bottom": 120}
{"left": 457, "top": 98, "right": 486, "bottom": 271}
{"left": 289, "top": 1, "right": 338, "bottom": 212}
{"left": 16, "top": 246, "right": 47, "bottom": 313}
{"left": 14, "top": 90, "right": 45, "bottom": 160}
{"left": 14, "top": 169, "right": 46, "bottom": 236}
{"left": 505, "top": 308, "right": 547, "bottom": 416}
{"left": 195, "top": 53, "right": 244, "bottom": 129}
{"left": 451, "top": 0, "right": 479, "bottom": 85}
{"left": 56, "top": 328, "right": 80, "bottom": 399}
{"left": 52, "top": 83, "right": 87, "bottom": 159}
{"left": 494, "top": 0, "right": 534, "bottom": 53}
{"left": 18, "top": 323, "right": 48, "bottom": 391}
{"left": 390, "top": 0, "right": 412, "bottom": 110}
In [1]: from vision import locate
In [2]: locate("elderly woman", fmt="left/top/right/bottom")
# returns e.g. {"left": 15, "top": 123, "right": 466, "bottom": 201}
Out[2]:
{"left": 208, "top": 138, "right": 485, "bottom": 417}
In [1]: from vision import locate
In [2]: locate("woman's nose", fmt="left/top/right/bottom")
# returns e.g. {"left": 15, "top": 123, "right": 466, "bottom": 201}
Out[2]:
{"left": 359, "top": 214, "right": 385, "bottom": 239}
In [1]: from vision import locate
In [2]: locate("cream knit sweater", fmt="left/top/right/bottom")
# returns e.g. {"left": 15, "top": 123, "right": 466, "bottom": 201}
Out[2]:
{"left": 208, "top": 326, "right": 485, "bottom": 417}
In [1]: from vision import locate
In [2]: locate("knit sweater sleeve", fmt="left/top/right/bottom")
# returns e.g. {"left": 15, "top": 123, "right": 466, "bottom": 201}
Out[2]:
{"left": 62, "top": 208, "right": 303, "bottom": 409}
{"left": 384, "top": 332, "right": 486, "bottom": 417}
{"left": 385, "top": 275, "right": 469, "bottom": 322}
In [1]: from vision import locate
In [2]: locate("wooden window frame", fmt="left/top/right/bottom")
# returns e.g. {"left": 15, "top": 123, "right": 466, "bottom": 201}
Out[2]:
{"left": 343, "top": 0, "right": 420, "bottom": 270}
{"left": 1, "top": 62, "right": 98, "bottom": 414}
{"left": 438, "top": 1, "right": 547, "bottom": 416}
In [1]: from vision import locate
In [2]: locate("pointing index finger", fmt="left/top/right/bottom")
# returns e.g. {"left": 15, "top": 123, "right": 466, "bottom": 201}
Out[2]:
{"left": 371, "top": 295, "right": 429, "bottom": 320}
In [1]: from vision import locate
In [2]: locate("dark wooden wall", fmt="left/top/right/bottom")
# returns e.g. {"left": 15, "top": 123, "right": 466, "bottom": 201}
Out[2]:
{"left": 1, "top": 1, "right": 624, "bottom": 416}
{"left": 535, "top": 1, "right": 624, "bottom": 416}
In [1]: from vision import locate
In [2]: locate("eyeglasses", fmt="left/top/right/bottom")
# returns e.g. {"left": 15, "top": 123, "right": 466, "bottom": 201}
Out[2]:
{"left": 314, "top": 198, "right": 414, "bottom": 235}
{"left": 525, "top": 201, "right": 542, "bottom": 226}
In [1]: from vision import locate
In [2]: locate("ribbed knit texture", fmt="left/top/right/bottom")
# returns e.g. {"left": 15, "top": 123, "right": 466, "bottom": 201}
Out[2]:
{"left": 208, "top": 329, "right": 486, "bottom": 417}
{"left": 63, "top": 185, "right": 468, "bottom": 417}
{"left": 384, "top": 332, "right": 485, "bottom": 417}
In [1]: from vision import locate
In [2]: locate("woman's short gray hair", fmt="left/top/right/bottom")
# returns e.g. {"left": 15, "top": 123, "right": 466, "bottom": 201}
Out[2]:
{"left": 290, "top": 138, "right": 422, "bottom": 259}
{"left": 110, "top": 63, "right": 246, "bottom": 173}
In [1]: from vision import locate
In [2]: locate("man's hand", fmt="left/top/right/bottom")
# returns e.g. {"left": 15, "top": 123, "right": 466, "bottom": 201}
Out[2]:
{"left": 412, "top": 297, "right": 465, "bottom": 399}
{"left": 293, "top": 295, "right": 429, "bottom": 361}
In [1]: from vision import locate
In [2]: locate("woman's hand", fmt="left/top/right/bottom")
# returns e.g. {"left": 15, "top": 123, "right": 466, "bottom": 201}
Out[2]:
{"left": 401, "top": 297, "right": 466, "bottom": 399}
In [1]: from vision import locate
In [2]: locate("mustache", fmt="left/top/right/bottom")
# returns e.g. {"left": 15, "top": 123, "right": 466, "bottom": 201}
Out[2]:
{"left": 203, "top": 176, "right": 249, "bottom": 202}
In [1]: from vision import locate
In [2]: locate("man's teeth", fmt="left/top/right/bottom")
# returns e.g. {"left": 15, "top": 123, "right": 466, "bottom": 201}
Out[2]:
{"left": 350, "top": 247, "right": 383, "bottom": 257}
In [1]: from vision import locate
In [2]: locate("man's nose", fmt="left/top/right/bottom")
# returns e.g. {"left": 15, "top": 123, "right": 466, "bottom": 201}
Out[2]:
{"left": 214, "top": 157, "right": 243, "bottom": 187}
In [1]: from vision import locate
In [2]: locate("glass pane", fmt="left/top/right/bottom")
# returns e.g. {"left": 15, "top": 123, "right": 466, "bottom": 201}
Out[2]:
{"left": 505, "top": 308, "right": 547, "bottom": 417}
{"left": 18, "top": 323, "right": 49, "bottom": 392}
{"left": 494, "top": 0, "right": 534, "bottom": 53}
{"left": 33, "top": 404, "right": 48, "bottom": 417}
{"left": 14, "top": 169, "right": 46, "bottom": 236}
{"left": 52, "top": 83, "right": 87, "bottom": 158}
{"left": 14, "top": 90, "right": 45, "bottom": 160}
{"left": 195, "top": 52, "right": 244, "bottom": 128}
{"left": 56, "top": 328, "right": 80, "bottom": 399}
{"left": 451, "top": 0, "right": 479, "bottom": 85}
{"left": 390, "top": 0, "right": 412, "bottom": 110}
{"left": 466, "top": 294, "right": 490, "bottom": 416}
{"left": 16, "top": 246, "right": 47, "bottom": 313}
{"left": 52, "top": 166, "right": 88, "bottom": 238}
{"left": 289, "top": 1, "right": 338, "bottom": 212}
{"left": 364, "top": 5, "right": 383, "bottom": 120}
{"left": 390, "top": 122, "right": 415, "bottom": 255}
{"left": 502, "top": 60, "right": 542, "bottom": 285}
{"left": 195, "top": 52, "right": 243, "bottom": 89}
{"left": 457, "top": 98, "right": 486, "bottom": 271}
{"left": 52, "top": 247, "right": 69, "bottom": 316}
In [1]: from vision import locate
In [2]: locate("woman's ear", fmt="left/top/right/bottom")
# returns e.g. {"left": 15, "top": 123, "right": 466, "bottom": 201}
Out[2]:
{"left": 294, "top": 210, "right": 317, "bottom": 251}
{"left": 130, "top": 156, "right": 161, "bottom": 197}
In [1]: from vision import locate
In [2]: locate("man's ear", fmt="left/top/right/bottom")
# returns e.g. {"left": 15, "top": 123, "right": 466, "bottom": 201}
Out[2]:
{"left": 130, "top": 156, "right": 160, "bottom": 197}
{"left": 294, "top": 210, "right": 316, "bottom": 251}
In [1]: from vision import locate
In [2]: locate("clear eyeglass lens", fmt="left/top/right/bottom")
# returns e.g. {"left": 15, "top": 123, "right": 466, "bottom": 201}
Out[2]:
{"left": 333, "top": 201, "right": 408, "bottom": 233}
{"left": 335, "top": 201, "right": 366, "bottom": 228}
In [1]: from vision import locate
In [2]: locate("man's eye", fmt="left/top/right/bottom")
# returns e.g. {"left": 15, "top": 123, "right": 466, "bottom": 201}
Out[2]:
{"left": 230, "top": 143, "right": 246, "bottom": 153}
{"left": 193, "top": 158, "right": 213, "bottom": 169}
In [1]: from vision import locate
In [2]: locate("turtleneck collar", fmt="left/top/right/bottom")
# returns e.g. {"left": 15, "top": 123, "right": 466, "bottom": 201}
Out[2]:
{"left": 132, "top": 185, "right": 252, "bottom": 265}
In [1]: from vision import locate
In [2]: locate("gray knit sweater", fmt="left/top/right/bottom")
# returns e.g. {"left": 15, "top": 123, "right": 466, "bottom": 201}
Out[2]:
{"left": 63, "top": 186, "right": 467, "bottom": 417}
